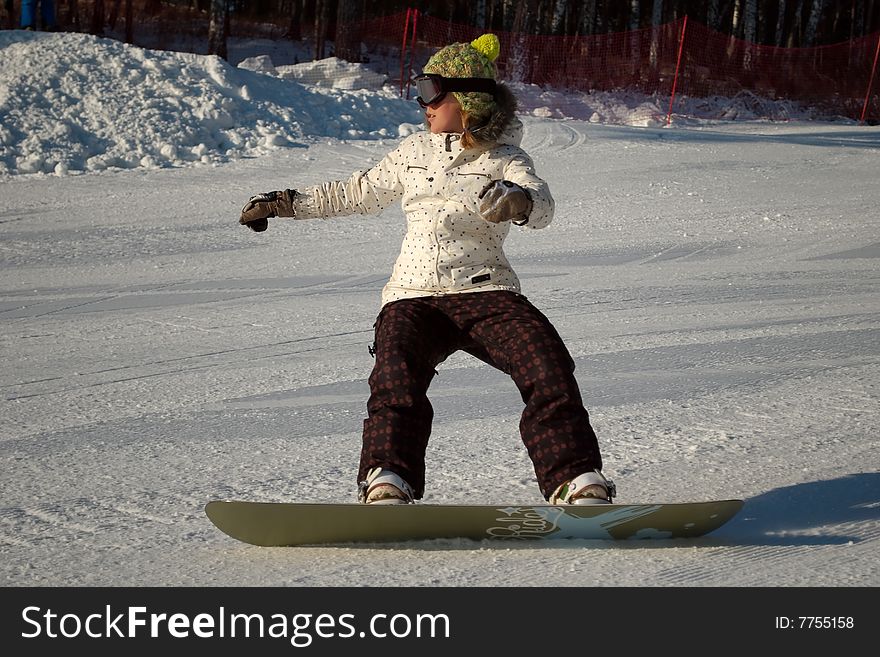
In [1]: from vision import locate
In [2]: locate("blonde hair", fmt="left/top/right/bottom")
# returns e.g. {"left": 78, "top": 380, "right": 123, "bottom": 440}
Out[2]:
{"left": 460, "top": 111, "right": 487, "bottom": 150}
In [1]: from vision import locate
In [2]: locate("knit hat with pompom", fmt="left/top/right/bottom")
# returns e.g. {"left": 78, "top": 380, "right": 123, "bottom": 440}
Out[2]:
{"left": 423, "top": 34, "right": 500, "bottom": 120}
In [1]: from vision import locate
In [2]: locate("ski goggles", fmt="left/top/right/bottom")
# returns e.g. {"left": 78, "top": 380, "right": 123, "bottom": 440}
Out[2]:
{"left": 413, "top": 74, "right": 497, "bottom": 108}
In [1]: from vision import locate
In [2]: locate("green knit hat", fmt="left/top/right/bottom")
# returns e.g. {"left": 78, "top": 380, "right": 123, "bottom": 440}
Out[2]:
{"left": 423, "top": 34, "right": 500, "bottom": 119}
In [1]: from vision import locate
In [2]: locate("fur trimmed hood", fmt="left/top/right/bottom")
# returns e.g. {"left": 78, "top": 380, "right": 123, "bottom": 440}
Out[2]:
{"left": 422, "top": 83, "right": 521, "bottom": 150}
{"left": 465, "top": 83, "right": 520, "bottom": 148}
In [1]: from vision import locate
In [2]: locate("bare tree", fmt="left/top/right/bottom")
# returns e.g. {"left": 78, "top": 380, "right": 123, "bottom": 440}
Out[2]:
{"left": 629, "top": 0, "right": 642, "bottom": 77}
{"left": 91, "top": 0, "right": 105, "bottom": 35}
{"left": 629, "top": 0, "right": 640, "bottom": 30}
{"left": 335, "top": 0, "right": 361, "bottom": 62}
{"left": 124, "top": 0, "right": 133, "bottom": 43}
{"left": 578, "top": 0, "right": 598, "bottom": 35}
{"left": 731, "top": 0, "right": 743, "bottom": 37}
{"left": 850, "top": 0, "right": 861, "bottom": 39}
{"left": 742, "top": 0, "right": 757, "bottom": 69}
{"left": 707, "top": 0, "right": 722, "bottom": 31}
{"left": 208, "top": 0, "right": 228, "bottom": 59}
{"left": 787, "top": 0, "right": 805, "bottom": 47}
{"left": 473, "top": 0, "right": 488, "bottom": 30}
{"left": 775, "top": 0, "right": 788, "bottom": 46}
{"left": 803, "top": 0, "right": 827, "bottom": 46}
{"left": 743, "top": 0, "right": 757, "bottom": 42}
{"left": 498, "top": 0, "right": 515, "bottom": 31}
{"left": 508, "top": 0, "right": 537, "bottom": 82}
{"left": 757, "top": 0, "right": 769, "bottom": 41}
{"left": 314, "top": 0, "right": 333, "bottom": 60}
{"left": 649, "top": 0, "right": 664, "bottom": 70}
{"left": 288, "top": 0, "right": 303, "bottom": 41}
{"left": 550, "top": 0, "right": 568, "bottom": 35}
{"left": 108, "top": 0, "right": 120, "bottom": 29}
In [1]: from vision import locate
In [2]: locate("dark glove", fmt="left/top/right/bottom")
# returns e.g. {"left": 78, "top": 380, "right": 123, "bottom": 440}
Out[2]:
{"left": 478, "top": 180, "right": 533, "bottom": 225}
{"left": 239, "top": 189, "right": 299, "bottom": 231}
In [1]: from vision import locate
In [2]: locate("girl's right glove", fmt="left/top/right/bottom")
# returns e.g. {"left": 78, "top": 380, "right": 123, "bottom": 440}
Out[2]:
{"left": 478, "top": 180, "right": 533, "bottom": 225}
{"left": 239, "top": 189, "right": 299, "bottom": 232}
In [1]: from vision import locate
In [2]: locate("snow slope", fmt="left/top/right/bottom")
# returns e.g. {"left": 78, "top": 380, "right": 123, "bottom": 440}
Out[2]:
{"left": 1, "top": 31, "right": 878, "bottom": 586}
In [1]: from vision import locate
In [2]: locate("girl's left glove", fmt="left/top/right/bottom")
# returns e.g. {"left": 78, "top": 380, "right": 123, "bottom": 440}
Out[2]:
{"left": 478, "top": 180, "right": 533, "bottom": 225}
{"left": 239, "top": 189, "right": 299, "bottom": 232}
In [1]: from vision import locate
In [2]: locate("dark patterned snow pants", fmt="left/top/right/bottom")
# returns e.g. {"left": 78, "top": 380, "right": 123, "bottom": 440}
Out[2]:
{"left": 358, "top": 290, "right": 602, "bottom": 500}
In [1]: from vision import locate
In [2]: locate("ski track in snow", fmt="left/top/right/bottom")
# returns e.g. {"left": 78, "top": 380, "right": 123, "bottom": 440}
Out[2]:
{"left": 1, "top": 112, "right": 879, "bottom": 585}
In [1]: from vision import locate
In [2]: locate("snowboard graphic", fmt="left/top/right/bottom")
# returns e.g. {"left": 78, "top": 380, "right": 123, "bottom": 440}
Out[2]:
{"left": 205, "top": 499, "right": 744, "bottom": 546}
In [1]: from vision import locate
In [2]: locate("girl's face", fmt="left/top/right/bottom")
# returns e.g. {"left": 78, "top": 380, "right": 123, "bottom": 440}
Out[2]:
{"left": 425, "top": 94, "right": 464, "bottom": 134}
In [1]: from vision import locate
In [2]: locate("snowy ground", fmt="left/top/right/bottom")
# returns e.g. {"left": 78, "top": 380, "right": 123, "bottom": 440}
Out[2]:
{"left": 1, "top": 31, "right": 878, "bottom": 586}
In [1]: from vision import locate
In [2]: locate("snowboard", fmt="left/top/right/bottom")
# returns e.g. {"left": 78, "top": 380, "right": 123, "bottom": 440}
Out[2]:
{"left": 205, "top": 499, "right": 744, "bottom": 546}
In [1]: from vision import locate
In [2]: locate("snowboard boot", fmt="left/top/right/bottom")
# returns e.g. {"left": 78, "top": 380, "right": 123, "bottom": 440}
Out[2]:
{"left": 358, "top": 467, "right": 414, "bottom": 505}
{"left": 550, "top": 469, "right": 616, "bottom": 505}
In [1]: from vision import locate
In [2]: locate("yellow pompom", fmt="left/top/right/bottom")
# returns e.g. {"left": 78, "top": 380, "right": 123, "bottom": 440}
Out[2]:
{"left": 471, "top": 34, "right": 500, "bottom": 62}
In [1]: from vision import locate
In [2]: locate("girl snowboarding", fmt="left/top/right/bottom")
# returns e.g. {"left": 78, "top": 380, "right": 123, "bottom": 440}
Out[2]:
{"left": 239, "top": 34, "right": 614, "bottom": 506}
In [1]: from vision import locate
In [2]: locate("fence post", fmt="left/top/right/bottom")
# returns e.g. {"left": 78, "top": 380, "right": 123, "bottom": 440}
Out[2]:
{"left": 860, "top": 33, "right": 880, "bottom": 124}
{"left": 666, "top": 15, "right": 688, "bottom": 126}
{"left": 399, "top": 9, "right": 413, "bottom": 98}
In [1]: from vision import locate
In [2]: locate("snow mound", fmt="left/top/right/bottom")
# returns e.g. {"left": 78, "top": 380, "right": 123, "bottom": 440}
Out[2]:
{"left": 237, "top": 54, "right": 388, "bottom": 90}
{"left": 0, "top": 31, "right": 420, "bottom": 177}
{"left": 509, "top": 82, "right": 855, "bottom": 127}
{"left": 275, "top": 56, "right": 388, "bottom": 90}
{"left": 236, "top": 54, "right": 278, "bottom": 76}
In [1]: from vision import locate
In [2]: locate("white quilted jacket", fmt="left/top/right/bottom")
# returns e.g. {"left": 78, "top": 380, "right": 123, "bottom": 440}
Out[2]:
{"left": 293, "top": 118, "right": 554, "bottom": 307}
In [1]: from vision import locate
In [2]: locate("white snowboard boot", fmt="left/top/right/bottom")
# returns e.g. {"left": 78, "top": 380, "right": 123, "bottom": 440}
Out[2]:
{"left": 550, "top": 469, "right": 616, "bottom": 505}
{"left": 358, "top": 467, "right": 414, "bottom": 505}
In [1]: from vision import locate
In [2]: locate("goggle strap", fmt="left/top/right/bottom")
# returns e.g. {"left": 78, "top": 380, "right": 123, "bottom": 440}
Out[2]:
{"left": 441, "top": 77, "right": 497, "bottom": 96}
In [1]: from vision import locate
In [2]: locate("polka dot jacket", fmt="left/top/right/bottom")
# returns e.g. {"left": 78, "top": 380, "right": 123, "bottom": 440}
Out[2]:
{"left": 293, "top": 117, "right": 554, "bottom": 307}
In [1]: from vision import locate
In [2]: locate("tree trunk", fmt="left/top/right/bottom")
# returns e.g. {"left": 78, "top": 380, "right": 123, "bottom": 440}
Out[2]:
{"left": 830, "top": 0, "right": 843, "bottom": 41}
{"left": 550, "top": 0, "right": 567, "bottom": 35}
{"left": 706, "top": 0, "right": 721, "bottom": 30}
{"left": 509, "top": 0, "right": 537, "bottom": 83}
{"left": 314, "top": 0, "right": 333, "bottom": 60}
{"left": 730, "top": 0, "right": 742, "bottom": 37}
{"left": 756, "top": 0, "right": 768, "bottom": 43}
{"left": 629, "top": 0, "right": 640, "bottom": 30}
{"left": 775, "top": 0, "right": 787, "bottom": 46}
{"left": 108, "top": 0, "right": 120, "bottom": 29}
{"left": 579, "top": 0, "right": 598, "bottom": 35}
{"left": 208, "top": 0, "right": 228, "bottom": 59}
{"left": 91, "top": 0, "right": 105, "bottom": 35}
{"left": 649, "top": 0, "right": 664, "bottom": 70}
{"left": 125, "top": 0, "right": 133, "bottom": 43}
{"left": 787, "top": 0, "right": 805, "bottom": 47}
{"left": 288, "top": 0, "right": 302, "bottom": 40}
{"left": 473, "top": 0, "right": 487, "bottom": 30}
{"left": 315, "top": 0, "right": 325, "bottom": 60}
{"left": 803, "top": 0, "right": 827, "bottom": 47}
{"left": 335, "top": 0, "right": 360, "bottom": 62}
{"left": 742, "top": 0, "right": 757, "bottom": 43}
{"left": 742, "top": 0, "right": 757, "bottom": 71}
{"left": 850, "top": 0, "right": 860, "bottom": 39}
{"left": 628, "top": 0, "right": 641, "bottom": 80}
{"left": 501, "top": 0, "right": 516, "bottom": 32}
{"left": 66, "top": 0, "right": 81, "bottom": 30}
